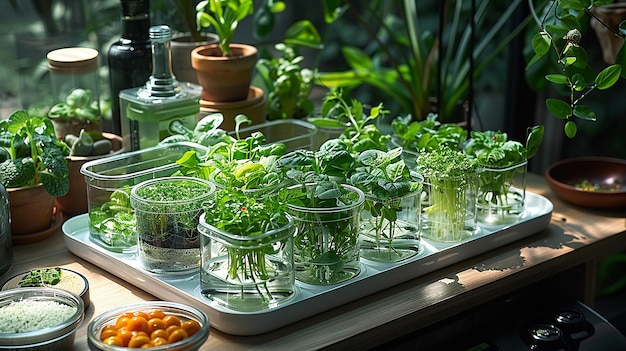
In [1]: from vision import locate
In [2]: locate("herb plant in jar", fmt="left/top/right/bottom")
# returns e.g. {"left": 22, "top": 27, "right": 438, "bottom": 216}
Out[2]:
{"left": 416, "top": 147, "right": 480, "bottom": 243}
{"left": 130, "top": 176, "right": 215, "bottom": 274}
{"left": 198, "top": 188, "right": 295, "bottom": 312}
{"left": 463, "top": 125, "right": 544, "bottom": 226}
{"left": 283, "top": 180, "right": 365, "bottom": 285}
{"left": 350, "top": 148, "right": 423, "bottom": 263}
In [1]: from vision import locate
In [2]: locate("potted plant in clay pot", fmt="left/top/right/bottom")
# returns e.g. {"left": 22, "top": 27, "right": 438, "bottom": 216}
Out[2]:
{"left": 55, "top": 129, "right": 122, "bottom": 217}
{"left": 0, "top": 110, "right": 70, "bottom": 243}
{"left": 191, "top": 0, "right": 258, "bottom": 103}
{"left": 169, "top": 0, "right": 219, "bottom": 84}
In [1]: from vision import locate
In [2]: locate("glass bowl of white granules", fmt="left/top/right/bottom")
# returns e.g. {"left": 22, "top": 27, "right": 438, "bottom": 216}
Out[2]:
{"left": 0, "top": 287, "right": 85, "bottom": 349}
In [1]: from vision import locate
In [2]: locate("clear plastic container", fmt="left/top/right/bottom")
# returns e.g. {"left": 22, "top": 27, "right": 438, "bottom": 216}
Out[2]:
{"left": 199, "top": 213, "right": 296, "bottom": 312}
{"left": 130, "top": 177, "right": 215, "bottom": 274}
{"left": 230, "top": 119, "right": 317, "bottom": 152}
{"left": 80, "top": 142, "right": 209, "bottom": 253}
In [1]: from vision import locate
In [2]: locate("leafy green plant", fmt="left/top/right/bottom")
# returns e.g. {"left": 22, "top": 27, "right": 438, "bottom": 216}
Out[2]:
{"left": 255, "top": 19, "right": 323, "bottom": 120}
{"left": 195, "top": 0, "right": 253, "bottom": 56}
{"left": 130, "top": 177, "right": 215, "bottom": 273}
{"left": 174, "top": 115, "right": 287, "bottom": 192}
{"left": 350, "top": 147, "right": 422, "bottom": 262}
{"left": 316, "top": 0, "right": 532, "bottom": 122}
{"left": 463, "top": 126, "right": 544, "bottom": 221}
{"left": 283, "top": 180, "right": 364, "bottom": 284}
{"left": 200, "top": 186, "right": 293, "bottom": 306}
{"left": 527, "top": 0, "right": 625, "bottom": 138}
{"left": 416, "top": 147, "right": 480, "bottom": 241}
{"left": 88, "top": 188, "right": 136, "bottom": 249}
{"left": 48, "top": 88, "right": 100, "bottom": 124}
{"left": 0, "top": 109, "right": 70, "bottom": 197}
{"left": 257, "top": 43, "right": 316, "bottom": 120}
{"left": 277, "top": 137, "right": 355, "bottom": 182}
{"left": 391, "top": 113, "right": 468, "bottom": 153}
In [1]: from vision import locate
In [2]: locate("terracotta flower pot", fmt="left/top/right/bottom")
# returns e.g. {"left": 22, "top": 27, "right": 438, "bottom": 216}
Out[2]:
{"left": 171, "top": 33, "right": 219, "bottom": 84}
{"left": 55, "top": 133, "right": 124, "bottom": 217}
{"left": 199, "top": 86, "right": 266, "bottom": 131}
{"left": 8, "top": 184, "right": 55, "bottom": 238}
{"left": 191, "top": 43, "right": 258, "bottom": 102}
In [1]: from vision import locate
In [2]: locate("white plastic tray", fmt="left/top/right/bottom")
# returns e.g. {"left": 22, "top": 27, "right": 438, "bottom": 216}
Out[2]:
{"left": 62, "top": 191, "right": 552, "bottom": 336}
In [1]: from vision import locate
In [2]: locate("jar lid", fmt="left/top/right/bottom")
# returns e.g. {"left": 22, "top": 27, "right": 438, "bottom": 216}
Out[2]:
{"left": 47, "top": 47, "right": 99, "bottom": 74}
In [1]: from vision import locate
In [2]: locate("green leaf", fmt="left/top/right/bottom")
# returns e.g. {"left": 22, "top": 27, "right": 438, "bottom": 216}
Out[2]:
{"left": 284, "top": 20, "right": 322, "bottom": 49}
{"left": 572, "top": 105, "right": 597, "bottom": 121}
{"left": 595, "top": 64, "right": 622, "bottom": 90}
{"left": 564, "top": 120, "right": 577, "bottom": 138}
{"left": 531, "top": 31, "right": 551, "bottom": 56}
{"left": 525, "top": 125, "right": 544, "bottom": 159}
{"left": 546, "top": 98, "right": 572, "bottom": 119}
{"left": 342, "top": 46, "right": 373, "bottom": 71}
{"left": 545, "top": 74, "right": 568, "bottom": 85}
{"left": 559, "top": 14, "right": 581, "bottom": 31}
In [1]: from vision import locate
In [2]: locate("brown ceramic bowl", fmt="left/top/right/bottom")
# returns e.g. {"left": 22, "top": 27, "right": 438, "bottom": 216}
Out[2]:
{"left": 545, "top": 156, "right": 626, "bottom": 209}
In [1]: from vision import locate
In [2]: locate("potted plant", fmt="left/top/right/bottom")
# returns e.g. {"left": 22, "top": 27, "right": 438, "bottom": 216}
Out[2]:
{"left": 463, "top": 125, "right": 544, "bottom": 225}
{"left": 415, "top": 146, "right": 480, "bottom": 243}
{"left": 255, "top": 20, "right": 323, "bottom": 120}
{"left": 349, "top": 147, "right": 423, "bottom": 263}
{"left": 47, "top": 88, "right": 101, "bottom": 138}
{"left": 191, "top": 0, "right": 258, "bottom": 102}
{"left": 0, "top": 110, "right": 70, "bottom": 238}
{"left": 129, "top": 176, "right": 216, "bottom": 274}
{"left": 168, "top": 0, "right": 220, "bottom": 84}
{"left": 198, "top": 186, "right": 296, "bottom": 312}
{"left": 526, "top": 0, "right": 625, "bottom": 138}
{"left": 55, "top": 129, "right": 120, "bottom": 217}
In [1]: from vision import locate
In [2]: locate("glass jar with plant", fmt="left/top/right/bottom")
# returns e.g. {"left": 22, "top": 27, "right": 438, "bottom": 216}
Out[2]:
{"left": 281, "top": 179, "right": 364, "bottom": 285}
{"left": 416, "top": 147, "right": 480, "bottom": 243}
{"left": 130, "top": 176, "right": 215, "bottom": 274}
{"left": 198, "top": 187, "right": 295, "bottom": 312}
{"left": 463, "top": 125, "right": 544, "bottom": 226}
{"left": 349, "top": 147, "right": 423, "bottom": 263}
{"left": 48, "top": 88, "right": 101, "bottom": 138}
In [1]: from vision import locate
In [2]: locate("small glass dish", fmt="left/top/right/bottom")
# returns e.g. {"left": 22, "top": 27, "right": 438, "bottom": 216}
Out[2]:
{"left": 0, "top": 287, "right": 85, "bottom": 350}
{"left": 87, "top": 301, "right": 209, "bottom": 350}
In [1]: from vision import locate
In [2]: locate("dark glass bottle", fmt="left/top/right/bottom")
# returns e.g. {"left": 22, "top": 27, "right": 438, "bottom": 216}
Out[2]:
{"left": 105, "top": 0, "right": 152, "bottom": 135}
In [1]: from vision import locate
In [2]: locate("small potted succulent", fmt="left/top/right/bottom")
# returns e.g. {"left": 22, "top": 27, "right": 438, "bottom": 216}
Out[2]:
{"left": 0, "top": 110, "right": 70, "bottom": 239}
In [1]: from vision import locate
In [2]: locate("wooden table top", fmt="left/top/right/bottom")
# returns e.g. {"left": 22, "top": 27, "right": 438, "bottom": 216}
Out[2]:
{"left": 3, "top": 173, "right": 626, "bottom": 350}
